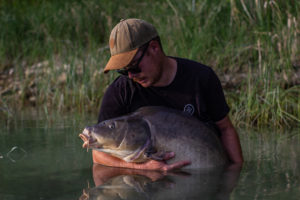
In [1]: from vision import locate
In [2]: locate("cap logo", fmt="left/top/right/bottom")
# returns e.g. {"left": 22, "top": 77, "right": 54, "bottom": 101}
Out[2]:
{"left": 183, "top": 104, "right": 195, "bottom": 116}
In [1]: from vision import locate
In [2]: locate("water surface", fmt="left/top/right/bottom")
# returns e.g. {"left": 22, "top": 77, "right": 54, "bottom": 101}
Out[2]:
{"left": 0, "top": 111, "right": 299, "bottom": 200}
{"left": 0, "top": 111, "right": 94, "bottom": 199}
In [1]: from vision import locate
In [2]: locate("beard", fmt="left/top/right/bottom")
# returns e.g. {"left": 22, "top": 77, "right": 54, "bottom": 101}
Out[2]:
{"left": 134, "top": 66, "right": 163, "bottom": 87}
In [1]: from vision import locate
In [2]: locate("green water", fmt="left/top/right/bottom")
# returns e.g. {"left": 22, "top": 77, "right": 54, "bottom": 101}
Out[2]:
{"left": 0, "top": 111, "right": 94, "bottom": 199}
{"left": 0, "top": 112, "right": 299, "bottom": 200}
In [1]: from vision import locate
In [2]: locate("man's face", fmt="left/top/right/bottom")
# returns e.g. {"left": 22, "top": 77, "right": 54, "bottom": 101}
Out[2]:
{"left": 126, "top": 41, "right": 163, "bottom": 88}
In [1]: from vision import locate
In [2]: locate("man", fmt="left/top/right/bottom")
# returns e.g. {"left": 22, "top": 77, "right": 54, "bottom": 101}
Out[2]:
{"left": 93, "top": 18, "right": 243, "bottom": 171}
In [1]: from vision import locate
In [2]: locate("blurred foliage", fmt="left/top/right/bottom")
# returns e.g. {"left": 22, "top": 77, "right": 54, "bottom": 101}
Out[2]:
{"left": 0, "top": 0, "right": 299, "bottom": 127}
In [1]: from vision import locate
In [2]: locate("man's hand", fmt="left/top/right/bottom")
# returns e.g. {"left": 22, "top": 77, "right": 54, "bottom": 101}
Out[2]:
{"left": 93, "top": 150, "right": 191, "bottom": 172}
{"left": 133, "top": 152, "right": 191, "bottom": 171}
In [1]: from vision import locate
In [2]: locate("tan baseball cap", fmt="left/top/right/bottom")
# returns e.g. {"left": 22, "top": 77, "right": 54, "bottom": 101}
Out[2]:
{"left": 104, "top": 18, "right": 158, "bottom": 73}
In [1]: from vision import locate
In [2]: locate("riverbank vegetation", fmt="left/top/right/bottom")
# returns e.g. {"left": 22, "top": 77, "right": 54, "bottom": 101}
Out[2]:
{"left": 0, "top": 0, "right": 299, "bottom": 128}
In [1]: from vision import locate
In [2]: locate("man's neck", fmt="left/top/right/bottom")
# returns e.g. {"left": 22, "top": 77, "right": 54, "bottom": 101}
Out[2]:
{"left": 153, "top": 57, "right": 177, "bottom": 87}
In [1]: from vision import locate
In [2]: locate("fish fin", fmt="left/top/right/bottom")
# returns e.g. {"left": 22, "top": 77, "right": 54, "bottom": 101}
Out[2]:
{"left": 123, "top": 139, "right": 152, "bottom": 163}
{"left": 147, "top": 151, "right": 166, "bottom": 161}
{"left": 145, "top": 146, "right": 157, "bottom": 157}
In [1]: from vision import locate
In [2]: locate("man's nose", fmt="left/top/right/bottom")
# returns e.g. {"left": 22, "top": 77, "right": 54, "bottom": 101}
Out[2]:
{"left": 128, "top": 72, "right": 135, "bottom": 79}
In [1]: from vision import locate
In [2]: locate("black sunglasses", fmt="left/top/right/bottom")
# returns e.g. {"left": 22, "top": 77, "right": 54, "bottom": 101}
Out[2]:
{"left": 117, "top": 42, "right": 149, "bottom": 76}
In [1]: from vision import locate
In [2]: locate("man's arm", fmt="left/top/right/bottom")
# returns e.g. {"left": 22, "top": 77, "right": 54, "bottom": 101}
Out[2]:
{"left": 92, "top": 150, "right": 190, "bottom": 171}
{"left": 215, "top": 115, "right": 244, "bottom": 164}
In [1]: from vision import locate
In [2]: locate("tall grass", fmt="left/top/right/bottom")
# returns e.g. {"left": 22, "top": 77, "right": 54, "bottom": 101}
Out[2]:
{"left": 0, "top": 0, "right": 299, "bottom": 128}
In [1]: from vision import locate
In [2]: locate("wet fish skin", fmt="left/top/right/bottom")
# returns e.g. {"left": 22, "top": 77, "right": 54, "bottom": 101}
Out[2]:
{"left": 79, "top": 106, "right": 228, "bottom": 169}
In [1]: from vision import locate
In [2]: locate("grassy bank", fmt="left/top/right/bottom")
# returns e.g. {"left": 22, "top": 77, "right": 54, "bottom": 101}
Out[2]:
{"left": 0, "top": 0, "right": 299, "bottom": 128}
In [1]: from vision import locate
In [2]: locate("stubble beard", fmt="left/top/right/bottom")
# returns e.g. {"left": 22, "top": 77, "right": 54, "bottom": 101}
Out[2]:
{"left": 142, "top": 65, "right": 163, "bottom": 87}
{"left": 134, "top": 57, "right": 164, "bottom": 87}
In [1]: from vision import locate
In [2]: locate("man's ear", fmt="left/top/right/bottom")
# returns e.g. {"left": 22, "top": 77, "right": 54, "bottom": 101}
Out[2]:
{"left": 148, "top": 40, "right": 160, "bottom": 53}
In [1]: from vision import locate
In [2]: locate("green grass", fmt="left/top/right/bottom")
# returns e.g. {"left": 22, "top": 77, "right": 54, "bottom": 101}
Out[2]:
{"left": 0, "top": 0, "right": 299, "bottom": 128}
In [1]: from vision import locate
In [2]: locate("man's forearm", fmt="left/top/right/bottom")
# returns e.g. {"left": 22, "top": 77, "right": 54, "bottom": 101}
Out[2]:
{"left": 93, "top": 150, "right": 136, "bottom": 169}
{"left": 92, "top": 150, "right": 190, "bottom": 171}
{"left": 221, "top": 127, "right": 244, "bottom": 163}
{"left": 216, "top": 116, "right": 244, "bottom": 164}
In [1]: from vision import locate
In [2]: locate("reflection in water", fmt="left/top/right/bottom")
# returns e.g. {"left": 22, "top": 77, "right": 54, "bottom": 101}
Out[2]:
{"left": 79, "top": 164, "right": 242, "bottom": 200}
{"left": 1, "top": 113, "right": 298, "bottom": 199}
{"left": 6, "top": 146, "right": 27, "bottom": 163}
{"left": 234, "top": 130, "right": 300, "bottom": 200}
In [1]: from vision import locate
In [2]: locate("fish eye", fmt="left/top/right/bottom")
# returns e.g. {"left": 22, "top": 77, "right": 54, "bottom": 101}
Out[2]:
{"left": 108, "top": 123, "right": 115, "bottom": 129}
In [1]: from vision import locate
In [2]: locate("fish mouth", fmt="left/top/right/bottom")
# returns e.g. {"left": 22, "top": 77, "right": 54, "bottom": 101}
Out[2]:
{"left": 79, "top": 133, "right": 98, "bottom": 149}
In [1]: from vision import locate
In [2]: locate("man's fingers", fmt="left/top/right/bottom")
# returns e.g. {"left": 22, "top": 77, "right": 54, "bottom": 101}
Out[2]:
{"left": 163, "top": 152, "right": 175, "bottom": 160}
{"left": 161, "top": 152, "right": 191, "bottom": 171}
{"left": 162, "top": 160, "right": 191, "bottom": 171}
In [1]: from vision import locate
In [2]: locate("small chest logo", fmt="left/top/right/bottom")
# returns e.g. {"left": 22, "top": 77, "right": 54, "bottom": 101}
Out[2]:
{"left": 183, "top": 104, "right": 195, "bottom": 116}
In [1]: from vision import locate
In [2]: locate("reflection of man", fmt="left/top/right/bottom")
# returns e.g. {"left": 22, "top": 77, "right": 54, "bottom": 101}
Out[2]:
{"left": 93, "top": 18, "right": 243, "bottom": 170}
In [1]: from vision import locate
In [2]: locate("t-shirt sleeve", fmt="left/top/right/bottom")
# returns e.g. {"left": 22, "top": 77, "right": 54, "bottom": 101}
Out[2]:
{"left": 97, "top": 78, "right": 128, "bottom": 123}
{"left": 205, "top": 69, "right": 230, "bottom": 122}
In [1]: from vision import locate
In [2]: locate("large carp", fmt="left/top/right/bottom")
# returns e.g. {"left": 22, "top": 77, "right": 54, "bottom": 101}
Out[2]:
{"left": 79, "top": 106, "right": 228, "bottom": 169}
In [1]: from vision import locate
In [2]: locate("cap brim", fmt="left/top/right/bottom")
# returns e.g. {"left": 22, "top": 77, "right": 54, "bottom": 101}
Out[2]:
{"left": 104, "top": 48, "right": 138, "bottom": 73}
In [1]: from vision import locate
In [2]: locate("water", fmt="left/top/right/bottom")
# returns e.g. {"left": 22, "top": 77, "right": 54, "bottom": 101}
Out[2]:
{"left": 0, "top": 111, "right": 94, "bottom": 200}
{"left": 0, "top": 112, "right": 299, "bottom": 200}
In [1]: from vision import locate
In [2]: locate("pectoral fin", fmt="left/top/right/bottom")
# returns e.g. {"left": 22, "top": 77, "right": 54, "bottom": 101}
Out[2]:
{"left": 123, "top": 139, "right": 152, "bottom": 163}
{"left": 147, "top": 151, "right": 166, "bottom": 161}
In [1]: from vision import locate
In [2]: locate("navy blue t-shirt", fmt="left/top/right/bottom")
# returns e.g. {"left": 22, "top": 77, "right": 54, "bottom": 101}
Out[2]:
{"left": 98, "top": 57, "right": 229, "bottom": 124}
